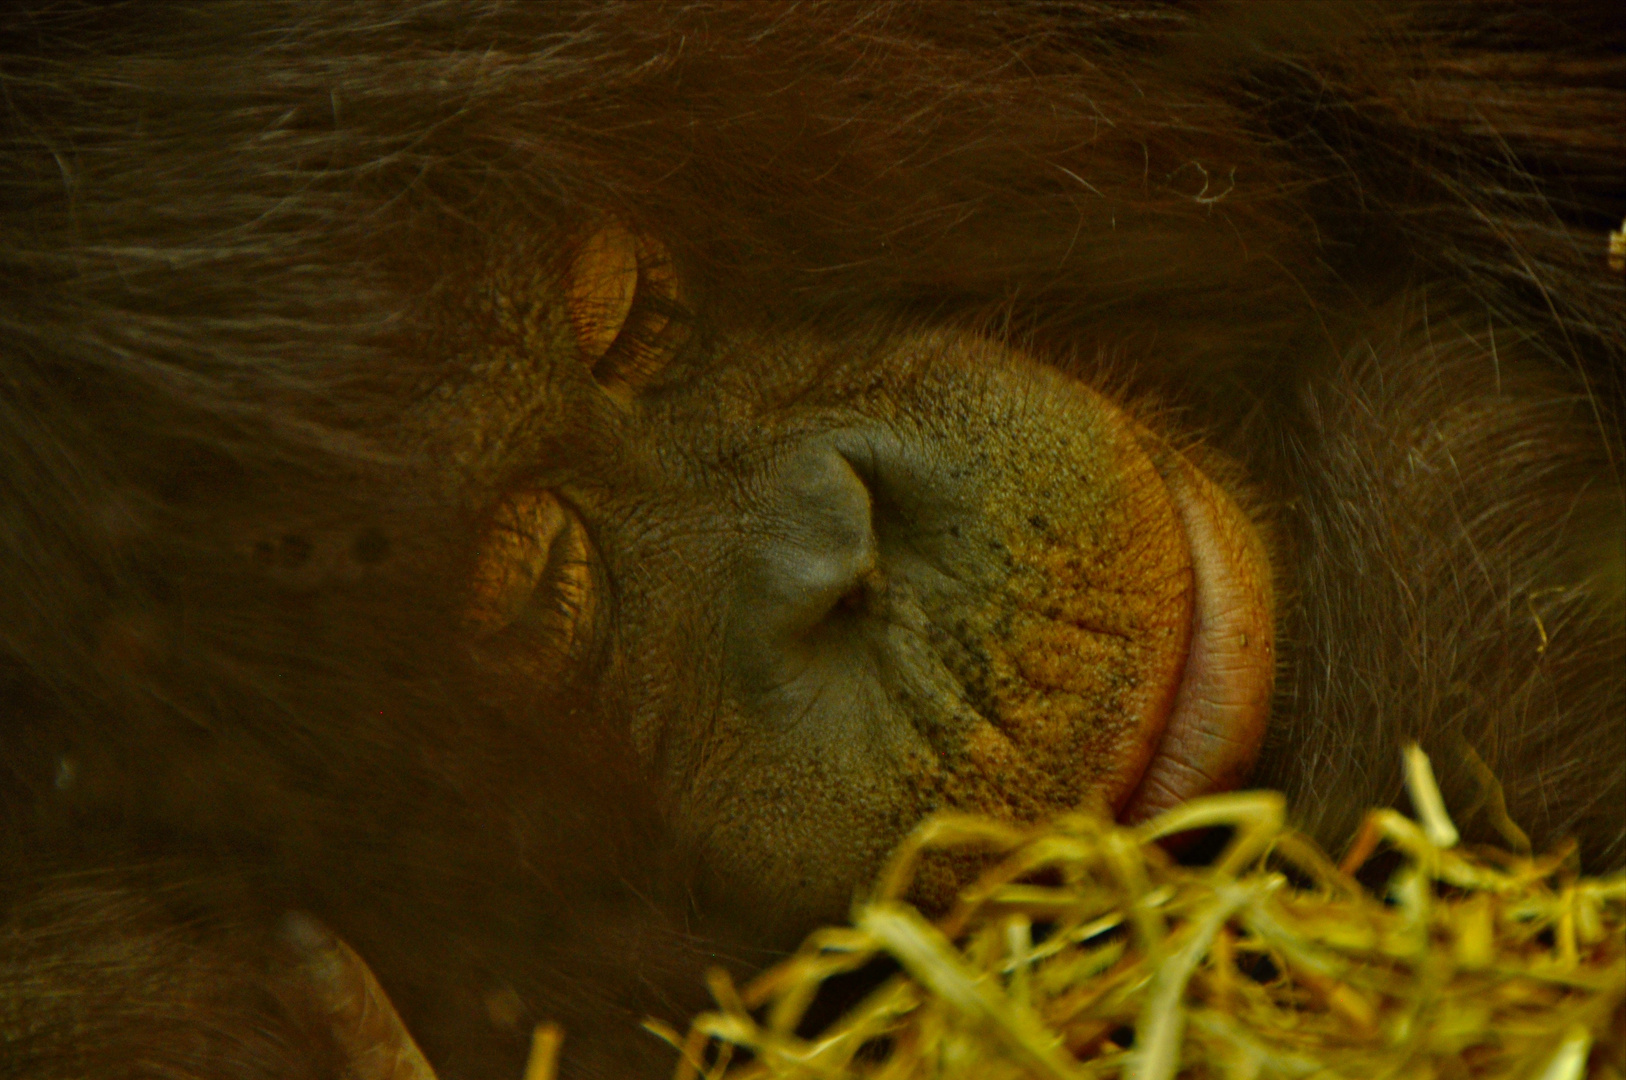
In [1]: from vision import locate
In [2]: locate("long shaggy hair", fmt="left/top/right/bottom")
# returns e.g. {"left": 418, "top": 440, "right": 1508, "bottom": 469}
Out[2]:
{"left": 2, "top": 3, "right": 1622, "bottom": 1077}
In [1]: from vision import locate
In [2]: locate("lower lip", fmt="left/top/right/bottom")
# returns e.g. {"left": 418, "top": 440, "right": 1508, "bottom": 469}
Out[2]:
{"left": 1118, "top": 451, "right": 1276, "bottom": 823}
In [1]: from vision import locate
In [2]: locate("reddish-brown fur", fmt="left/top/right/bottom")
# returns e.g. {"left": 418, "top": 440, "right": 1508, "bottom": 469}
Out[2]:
{"left": 2, "top": 3, "right": 1621, "bottom": 1077}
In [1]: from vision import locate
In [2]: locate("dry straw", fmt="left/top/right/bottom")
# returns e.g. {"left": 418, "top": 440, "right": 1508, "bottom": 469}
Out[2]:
{"left": 648, "top": 746, "right": 1625, "bottom": 1080}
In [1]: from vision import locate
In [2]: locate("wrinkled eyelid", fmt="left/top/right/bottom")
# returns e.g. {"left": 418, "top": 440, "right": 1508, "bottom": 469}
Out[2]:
{"left": 466, "top": 489, "right": 596, "bottom": 655}
{"left": 590, "top": 280, "right": 680, "bottom": 394}
{"left": 564, "top": 220, "right": 684, "bottom": 401}
{"left": 566, "top": 224, "right": 638, "bottom": 360}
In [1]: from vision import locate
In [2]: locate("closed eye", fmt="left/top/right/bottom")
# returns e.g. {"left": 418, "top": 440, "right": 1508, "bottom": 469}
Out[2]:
{"left": 467, "top": 490, "right": 595, "bottom": 662}
{"left": 565, "top": 220, "right": 686, "bottom": 400}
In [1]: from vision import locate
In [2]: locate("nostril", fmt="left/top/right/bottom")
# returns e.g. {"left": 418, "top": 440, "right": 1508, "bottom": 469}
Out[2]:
{"left": 828, "top": 569, "right": 884, "bottom": 620}
{"left": 839, "top": 565, "right": 891, "bottom": 611}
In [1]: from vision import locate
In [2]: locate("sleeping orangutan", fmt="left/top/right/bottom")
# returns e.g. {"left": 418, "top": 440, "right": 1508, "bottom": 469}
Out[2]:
{"left": 1, "top": 2, "right": 1621, "bottom": 1077}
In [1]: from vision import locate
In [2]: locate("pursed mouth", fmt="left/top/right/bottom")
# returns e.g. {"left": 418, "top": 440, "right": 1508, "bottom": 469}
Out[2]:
{"left": 1117, "top": 448, "right": 1276, "bottom": 822}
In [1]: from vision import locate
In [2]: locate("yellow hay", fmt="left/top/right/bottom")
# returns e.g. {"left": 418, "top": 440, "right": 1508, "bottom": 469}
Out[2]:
{"left": 655, "top": 746, "right": 1625, "bottom": 1080}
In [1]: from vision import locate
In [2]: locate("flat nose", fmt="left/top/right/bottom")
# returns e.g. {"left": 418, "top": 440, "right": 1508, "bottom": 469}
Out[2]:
{"left": 733, "top": 445, "right": 876, "bottom": 644}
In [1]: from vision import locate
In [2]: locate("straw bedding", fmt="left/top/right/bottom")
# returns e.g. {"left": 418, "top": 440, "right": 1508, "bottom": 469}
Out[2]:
{"left": 640, "top": 748, "right": 1625, "bottom": 1080}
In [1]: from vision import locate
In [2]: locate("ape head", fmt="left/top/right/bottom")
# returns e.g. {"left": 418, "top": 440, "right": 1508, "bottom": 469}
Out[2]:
{"left": 451, "top": 223, "right": 1275, "bottom": 928}
{"left": 2, "top": 3, "right": 1621, "bottom": 1078}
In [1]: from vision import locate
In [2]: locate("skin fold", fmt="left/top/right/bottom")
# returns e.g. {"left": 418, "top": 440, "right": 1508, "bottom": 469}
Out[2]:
{"left": 2, "top": 4, "right": 1621, "bottom": 1078}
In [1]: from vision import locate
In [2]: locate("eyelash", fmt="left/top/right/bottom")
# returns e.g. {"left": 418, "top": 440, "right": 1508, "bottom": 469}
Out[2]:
{"left": 589, "top": 265, "right": 683, "bottom": 394}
